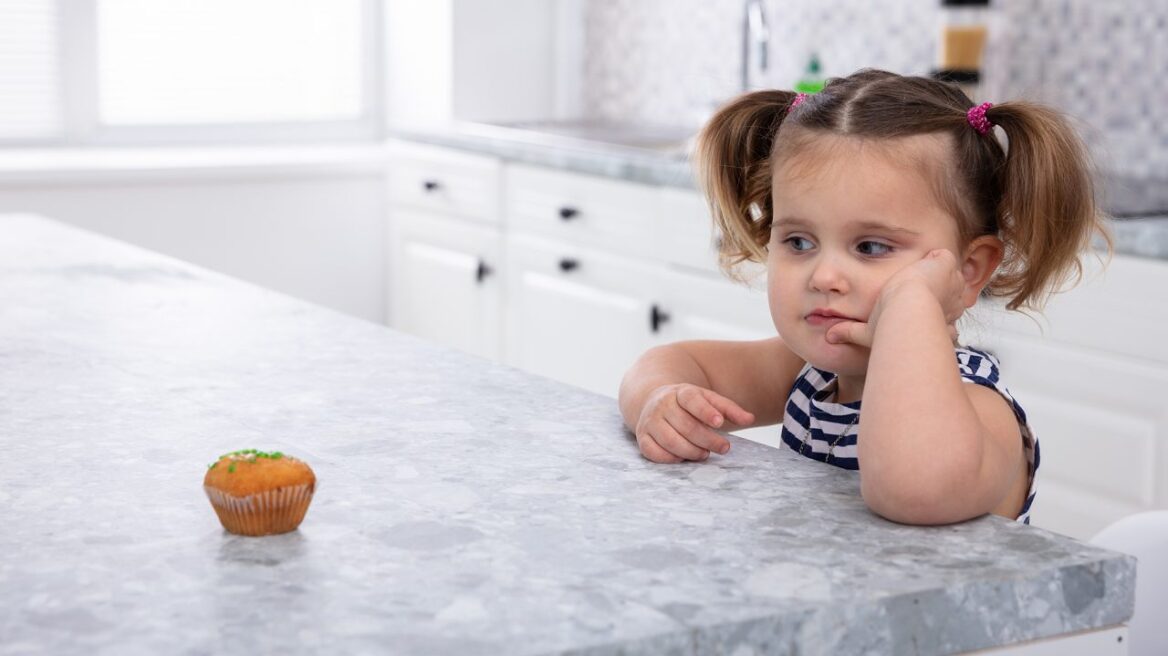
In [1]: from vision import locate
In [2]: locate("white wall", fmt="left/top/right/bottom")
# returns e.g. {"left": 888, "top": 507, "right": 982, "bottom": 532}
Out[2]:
{"left": 384, "top": 0, "right": 566, "bottom": 127}
{"left": 451, "top": 0, "right": 558, "bottom": 123}
{"left": 384, "top": 0, "right": 454, "bottom": 126}
{"left": 0, "top": 170, "right": 388, "bottom": 323}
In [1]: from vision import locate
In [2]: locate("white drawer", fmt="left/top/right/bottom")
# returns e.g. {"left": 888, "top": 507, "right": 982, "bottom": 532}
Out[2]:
{"left": 659, "top": 187, "right": 721, "bottom": 272}
{"left": 505, "top": 164, "right": 658, "bottom": 256}
{"left": 970, "top": 330, "right": 1168, "bottom": 538}
{"left": 659, "top": 186, "right": 768, "bottom": 282}
{"left": 387, "top": 141, "right": 502, "bottom": 224}
{"left": 968, "top": 253, "right": 1168, "bottom": 366}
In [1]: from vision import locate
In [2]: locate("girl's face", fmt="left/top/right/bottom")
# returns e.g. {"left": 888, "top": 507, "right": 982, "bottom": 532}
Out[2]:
{"left": 767, "top": 134, "right": 964, "bottom": 376}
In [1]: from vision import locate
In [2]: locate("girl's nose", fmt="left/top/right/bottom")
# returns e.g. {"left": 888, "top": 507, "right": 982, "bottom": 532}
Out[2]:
{"left": 809, "top": 256, "right": 848, "bottom": 294}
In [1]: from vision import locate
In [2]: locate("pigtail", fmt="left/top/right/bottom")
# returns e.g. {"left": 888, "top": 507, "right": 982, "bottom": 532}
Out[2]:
{"left": 986, "top": 102, "right": 1111, "bottom": 311}
{"left": 694, "top": 90, "right": 799, "bottom": 276}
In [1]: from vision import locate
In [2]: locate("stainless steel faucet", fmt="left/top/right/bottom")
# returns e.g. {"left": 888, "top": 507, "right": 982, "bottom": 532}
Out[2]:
{"left": 742, "top": 0, "right": 770, "bottom": 91}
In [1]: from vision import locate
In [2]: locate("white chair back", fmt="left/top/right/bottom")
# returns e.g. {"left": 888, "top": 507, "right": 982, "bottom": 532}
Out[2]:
{"left": 1091, "top": 511, "right": 1168, "bottom": 656}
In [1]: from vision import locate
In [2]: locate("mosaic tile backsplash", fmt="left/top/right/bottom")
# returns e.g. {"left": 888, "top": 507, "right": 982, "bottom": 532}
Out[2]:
{"left": 582, "top": 0, "right": 1168, "bottom": 180}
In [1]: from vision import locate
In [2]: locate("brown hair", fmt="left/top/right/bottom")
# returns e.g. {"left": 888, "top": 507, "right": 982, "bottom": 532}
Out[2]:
{"left": 694, "top": 68, "right": 1111, "bottom": 311}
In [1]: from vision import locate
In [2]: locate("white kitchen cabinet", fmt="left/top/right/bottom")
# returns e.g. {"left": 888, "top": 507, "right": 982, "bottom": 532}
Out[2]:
{"left": 656, "top": 268, "right": 772, "bottom": 343}
{"left": 964, "top": 253, "right": 1168, "bottom": 540}
{"left": 659, "top": 186, "right": 722, "bottom": 274}
{"left": 506, "top": 163, "right": 659, "bottom": 257}
{"left": 505, "top": 233, "right": 662, "bottom": 397}
{"left": 392, "top": 209, "right": 503, "bottom": 360}
{"left": 387, "top": 143, "right": 1168, "bottom": 537}
{"left": 385, "top": 140, "right": 504, "bottom": 359}
{"left": 502, "top": 172, "right": 784, "bottom": 443}
{"left": 386, "top": 141, "right": 502, "bottom": 224}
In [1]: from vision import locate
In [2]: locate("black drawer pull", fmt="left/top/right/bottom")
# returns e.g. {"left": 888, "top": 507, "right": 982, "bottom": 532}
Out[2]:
{"left": 558, "top": 258, "right": 579, "bottom": 272}
{"left": 422, "top": 180, "right": 441, "bottom": 192}
{"left": 475, "top": 259, "right": 493, "bottom": 283}
{"left": 558, "top": 206, "right": 579, "bottom": 220}
{"left": 650, "top": 304, "right": 670, "bottom": 333}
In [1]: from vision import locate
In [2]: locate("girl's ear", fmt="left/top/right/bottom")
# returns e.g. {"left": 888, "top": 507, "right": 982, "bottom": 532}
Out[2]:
{"left": 960, "top": 235, "right": 1004, "bottom": 308}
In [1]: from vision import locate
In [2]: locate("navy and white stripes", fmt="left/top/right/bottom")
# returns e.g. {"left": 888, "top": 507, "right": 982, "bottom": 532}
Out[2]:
{"left": 779, "top": 346, "right": 1039, "bottom": 524}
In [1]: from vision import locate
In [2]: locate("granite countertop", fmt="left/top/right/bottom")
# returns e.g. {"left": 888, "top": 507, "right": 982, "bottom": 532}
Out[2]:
{"left": 0, "top": 214, "right": 1135, "bottom": 654}
{"left": 391, "top": 122, "right": 1168, "bottom": 261}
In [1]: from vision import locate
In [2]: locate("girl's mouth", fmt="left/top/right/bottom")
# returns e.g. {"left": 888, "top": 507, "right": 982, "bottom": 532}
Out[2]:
{"left": 805, "top": 309, "right": 858, "bottom": 328}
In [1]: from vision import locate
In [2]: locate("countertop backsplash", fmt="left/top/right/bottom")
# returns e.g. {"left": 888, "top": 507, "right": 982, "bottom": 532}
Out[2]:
{"left": 582, "top": 0, "right": 1168, "bottom": 180}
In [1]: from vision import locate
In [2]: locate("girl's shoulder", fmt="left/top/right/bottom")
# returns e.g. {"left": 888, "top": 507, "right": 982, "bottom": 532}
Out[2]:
{"left": 954, "top": 345, "right": 1004, "bottom": 384}
{"left": 954, "top": 345, "right": 1028, "bottom": 425}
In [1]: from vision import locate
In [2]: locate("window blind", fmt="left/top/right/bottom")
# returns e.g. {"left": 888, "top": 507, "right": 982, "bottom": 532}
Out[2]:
{"left": 0, "top": 0, "right": 62, "bottom": 139}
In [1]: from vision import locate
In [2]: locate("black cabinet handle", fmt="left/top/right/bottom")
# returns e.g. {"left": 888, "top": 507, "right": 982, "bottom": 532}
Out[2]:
{"left": 650, "top": 304, "right": 670, "bottom": 333}
{"left": 475, "top": 259, "right": 492, "bottom": 283}
{"left": 558, "top": 258, "right": 579, "bottom": 273}
{"left": 422, "top": 180, "right": 441, "bottom": 192}
{"left": 558, "top": 206, "right": 579, "bottom": 220}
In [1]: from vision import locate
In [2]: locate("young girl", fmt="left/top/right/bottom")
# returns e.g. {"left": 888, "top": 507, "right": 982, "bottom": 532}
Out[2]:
{"left": 618, "top": 69, "right": 1109, "bottom": 526}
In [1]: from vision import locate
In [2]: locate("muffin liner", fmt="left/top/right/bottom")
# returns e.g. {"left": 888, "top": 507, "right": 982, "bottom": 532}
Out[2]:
{"left": 204, "top": 482, "right": 315, "bottom": 536}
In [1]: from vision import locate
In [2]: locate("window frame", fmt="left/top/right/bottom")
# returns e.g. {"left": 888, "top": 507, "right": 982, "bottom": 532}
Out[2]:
{"left": 19, "top": 0, "right": 386, "bottom": 147}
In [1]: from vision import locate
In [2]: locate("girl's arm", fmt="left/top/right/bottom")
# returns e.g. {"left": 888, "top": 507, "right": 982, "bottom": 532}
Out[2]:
{"left": 834, "top": 251, "right": 1027, "bottom": 524}
{"left": 619, "top": 337, "right": 805, "bottom": 462}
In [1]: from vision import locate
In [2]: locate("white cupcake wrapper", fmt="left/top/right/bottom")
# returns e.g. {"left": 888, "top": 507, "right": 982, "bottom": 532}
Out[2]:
{"left": 204, "top": 482, "right": 314, "bottom": 536}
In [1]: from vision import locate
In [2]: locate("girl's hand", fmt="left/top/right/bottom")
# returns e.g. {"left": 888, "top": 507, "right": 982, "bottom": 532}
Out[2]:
{"left": 880, "top": 248, "right": 967, "bottom": 321}
{"left": 634, "top": 384, "right": 755, "bottom": 463}
{"left": 825, "top": 249, "right": 964, "bottom": 348}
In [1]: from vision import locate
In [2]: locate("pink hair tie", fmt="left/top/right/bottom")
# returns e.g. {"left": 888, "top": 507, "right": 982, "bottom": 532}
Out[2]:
{"left": 966, "top": 101, "right": 994, "bottom": 135}
{"left": 789, "top": 93, "right": 808, "bottom": 112}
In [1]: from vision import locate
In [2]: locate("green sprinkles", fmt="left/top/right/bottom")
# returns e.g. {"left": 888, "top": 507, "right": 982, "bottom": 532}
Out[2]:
{"left": 207, "top": 449, "right": 290, "bottom": 472}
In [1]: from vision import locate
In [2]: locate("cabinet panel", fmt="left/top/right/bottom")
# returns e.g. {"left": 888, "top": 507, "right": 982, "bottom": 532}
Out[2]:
{"left": 506, "top": 164, "right": 658, "bottom": 257}
{"left": 657, "top": 268, "right": 773, "bottom": 343}
{"left": 969, "top": 253, "right": 1168, "bottom": 366}
{"left": 970, "top": 330, "right": 1168, "bottom": 539}
{"left": 387, "top": 141, "right": 502, "bottom": 224}
{"left": 391, "top": 210, "right": 503, "bottom": 360}
{"left": 659, "top": 187, "right": 720, "bottom": 273}
{"left": 505, "top": 234, "right": 660, "bottom": 397}
{"left": 658, "top": 186, "right": 767, "bottom": 281}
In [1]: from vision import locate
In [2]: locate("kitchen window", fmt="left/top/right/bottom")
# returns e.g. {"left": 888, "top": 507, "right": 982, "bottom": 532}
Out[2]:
{"left": 0, "top": 0, "right": 384, "bottom": 146}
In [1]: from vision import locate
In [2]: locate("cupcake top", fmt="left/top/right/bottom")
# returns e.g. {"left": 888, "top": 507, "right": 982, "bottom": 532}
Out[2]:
{"left": 204, "top": 449, "right": 315, "bottom": 497}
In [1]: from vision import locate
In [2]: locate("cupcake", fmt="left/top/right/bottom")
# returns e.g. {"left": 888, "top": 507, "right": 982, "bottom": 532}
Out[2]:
{"left": 204, "top": 449, "right": 316, "bottom": 536}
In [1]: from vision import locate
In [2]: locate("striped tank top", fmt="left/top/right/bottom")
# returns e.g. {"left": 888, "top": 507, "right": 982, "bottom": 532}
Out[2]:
{"left": 779, "top": 346, "right": 1039, "bottom": 524}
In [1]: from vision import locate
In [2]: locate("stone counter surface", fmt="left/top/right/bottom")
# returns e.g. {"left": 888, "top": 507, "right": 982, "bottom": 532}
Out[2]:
{"left": 0, "top": 214, "right": 1135, "bottom": 655}
{"left": 391, "top": 124, "right": 1168, "bottom": 262}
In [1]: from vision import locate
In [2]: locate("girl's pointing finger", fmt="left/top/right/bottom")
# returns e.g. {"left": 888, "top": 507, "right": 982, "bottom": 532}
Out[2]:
{"left": 701, "top": 389, "right": 755, "bottom": 427}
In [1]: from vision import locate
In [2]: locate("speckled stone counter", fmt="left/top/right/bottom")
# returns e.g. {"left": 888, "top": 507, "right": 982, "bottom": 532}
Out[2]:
{"left": 391, "top": 122, "right": 696, "bottom": 188}
{"left": 391, "top": 124, "right": 1168, "bottom": 262}
{"left": 0, "top": 214, "right": 1135, "bottom": 655}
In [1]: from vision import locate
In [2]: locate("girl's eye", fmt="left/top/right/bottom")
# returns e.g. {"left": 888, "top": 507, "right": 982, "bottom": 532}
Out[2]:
{"left": 784, "top": 236, "right": 814, "bottom": 252}
{"left": 856, "top": 241, "right": 893, "bottom": 256}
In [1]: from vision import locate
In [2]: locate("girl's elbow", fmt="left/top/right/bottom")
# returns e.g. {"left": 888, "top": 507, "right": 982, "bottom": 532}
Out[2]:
{"left": 860, "top": 474, "right": 983, "bottom": 526}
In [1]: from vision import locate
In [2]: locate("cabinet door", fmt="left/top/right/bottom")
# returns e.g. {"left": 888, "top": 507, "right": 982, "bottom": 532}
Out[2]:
{"left": 970, "top": 332, "right": 1168, "bottom": 540}
{"left": 505, "top": 234, "right": 660, "bottom": 397}
{"left": 391, "top": 209, "right": 503, "bottom": 360}
{"left": 657, "top": 268, "right": 774, "bottom": 342}
{"left": 962, "top": 254, "right": 1168, "bottom": 540}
